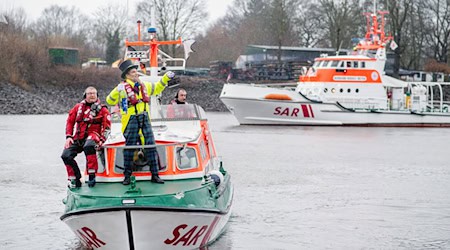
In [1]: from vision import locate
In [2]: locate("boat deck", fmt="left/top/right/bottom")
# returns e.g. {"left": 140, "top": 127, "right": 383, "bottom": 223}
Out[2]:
{"left": 63, "top": 177, "right": 224, "bottom": 213}
{"left": 71, "top": 178, "right": 205, "bottom": 197}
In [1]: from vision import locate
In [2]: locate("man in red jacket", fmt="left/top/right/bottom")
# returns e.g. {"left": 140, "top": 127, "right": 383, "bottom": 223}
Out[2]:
{"left": 61, "top": 86, "right": 111, "bottom": 188}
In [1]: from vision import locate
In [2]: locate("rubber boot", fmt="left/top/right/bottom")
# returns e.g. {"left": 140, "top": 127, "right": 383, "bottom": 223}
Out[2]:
{"left": 75, "top": 178, "right": 82, "bottom": 188}
{"left": 123, "top": 175, "right": 131, "bottom": 185}
{"left": 88, "top": 173, "right": 96, "bottom": 187}
{"left": 151, "top": 174, "right": 164, "bottom": 184}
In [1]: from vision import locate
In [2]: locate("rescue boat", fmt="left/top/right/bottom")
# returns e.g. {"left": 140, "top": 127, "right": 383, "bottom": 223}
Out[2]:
{"left": 220, "top": 5, "right": 450, "bottom": 127}
{"left": 60, "top": 18, "right": 233, "bottom": 250}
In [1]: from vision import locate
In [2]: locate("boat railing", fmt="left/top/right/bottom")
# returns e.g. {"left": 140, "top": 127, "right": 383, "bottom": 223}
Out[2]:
{"left": 125, "top": 49, "right": 186, "bottom": 72}
{"left": 407, "top": 82, "right": 450, "bottom": 112}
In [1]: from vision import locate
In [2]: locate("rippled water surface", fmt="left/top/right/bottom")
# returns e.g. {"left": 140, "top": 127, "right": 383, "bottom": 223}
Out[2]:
{"left": 1, "top": 113, "right": 450, "bottom": 249}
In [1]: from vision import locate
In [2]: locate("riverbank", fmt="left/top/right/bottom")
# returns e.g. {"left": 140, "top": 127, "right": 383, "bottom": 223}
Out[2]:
{"left": 0, "top": 76, "right": 229, "bottom": 114}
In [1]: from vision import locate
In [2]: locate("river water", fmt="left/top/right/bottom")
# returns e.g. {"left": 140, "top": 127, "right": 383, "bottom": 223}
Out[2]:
{"left": 1, "top": 113, "right": 450, "bottom": 249}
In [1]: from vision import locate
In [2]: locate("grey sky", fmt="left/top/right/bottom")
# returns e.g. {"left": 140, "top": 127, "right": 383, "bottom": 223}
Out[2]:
{"left": 1, "top": 0, "right": 231, "bottom": 26}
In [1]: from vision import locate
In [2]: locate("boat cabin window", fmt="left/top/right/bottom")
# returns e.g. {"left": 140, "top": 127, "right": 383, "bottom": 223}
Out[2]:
{"left": 176, "top": 146, "right": 198, "bottom": 170}
{"left": 113, "top": 147, "right": 168, "bottom": 174}
{"left": 324, "top": 88, "right": 328, "bottom": 93}
{"left": 421, "top": 73, "right": 426, "bottom": 81}
{"left": 97, "top": 151, "right": 106, "bottom": 174}
{"left": 324, "top": 61, "right": 331, "bottom": 67}
{"left": 338, "top": 61, "right": 344, "bottom": 68}
{"left": 313, "top": 61, "right": 320, "bottom": 67}
{"left": 199, "top": 140, "right": 208, "bottom": 161}
{"left": 353, "top": 61, "right": 358, "bottom": 68}
{"left": 361, "top": 62, "right": 366, "bottom": 68}
{"left": 346, "top": 61, "right": 351, "bottom": 68}
{"left": 331, "top": 61, "right": 339, "bottom": 67}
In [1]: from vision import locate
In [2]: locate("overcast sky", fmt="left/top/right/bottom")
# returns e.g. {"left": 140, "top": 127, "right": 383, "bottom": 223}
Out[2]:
{"left": 0, "top": 0, "right": 232, "bottom": 26}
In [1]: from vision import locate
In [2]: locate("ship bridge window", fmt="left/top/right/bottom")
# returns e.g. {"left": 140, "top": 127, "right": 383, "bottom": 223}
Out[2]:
{"left": 313, "top": 61, "right": 320, "bottom": 67}
{"left": 176, "top": 146, "right": 198, "bottom": 170}
{"left": 353, "top": 61, "right": 358, "bottom": 68}
{"left": 346, "top": 61, "right": 351, "bottom": 67}
{"left": 331, "top": 61, "right": 339, "bottom": 67}
{"left": 361, "top": 62, "right": 366, "bottom": 68}
{"left": 322, "top": 61, "right": 331, "bottom": 67}
{"left": 338, "top": 61, "right": 344, "bottom": 68}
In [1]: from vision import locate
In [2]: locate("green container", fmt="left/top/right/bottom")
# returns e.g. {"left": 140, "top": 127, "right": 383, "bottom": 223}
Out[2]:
{"left": 48, "top": 48, "right": 79, "bottom": 66}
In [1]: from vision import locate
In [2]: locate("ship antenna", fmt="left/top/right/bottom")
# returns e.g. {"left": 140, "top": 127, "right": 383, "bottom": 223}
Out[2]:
{"left": 373, "top": 0, "right": 377, "bottom": 15}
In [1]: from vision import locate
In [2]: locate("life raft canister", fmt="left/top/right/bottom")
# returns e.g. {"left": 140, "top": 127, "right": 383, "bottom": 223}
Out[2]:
{"left": 264, "top": 93, "right": 292, "bottom": 100}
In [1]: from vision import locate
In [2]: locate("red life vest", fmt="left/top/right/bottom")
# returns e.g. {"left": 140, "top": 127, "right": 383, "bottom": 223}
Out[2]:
{"left": 124, "top": 81, "right": 150, "bottom": 106}
{"left": 67, "top": 100, "right": 110, "bottom": 141}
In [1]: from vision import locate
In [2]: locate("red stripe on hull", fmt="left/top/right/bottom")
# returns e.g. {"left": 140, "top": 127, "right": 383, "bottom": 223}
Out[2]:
{"left": 301, "top": 105, "right": 310, "bottom": 118}
{"left": 200, "top": 215, "right": 220, "bottom": 249}
{"left": 308, "top": 105, "right": 315, "bottom": 118}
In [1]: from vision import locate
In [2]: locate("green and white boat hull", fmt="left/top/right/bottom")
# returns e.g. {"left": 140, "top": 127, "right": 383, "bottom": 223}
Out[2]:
{"left": 61, "top": 175, "right": 233, "bottom": 249}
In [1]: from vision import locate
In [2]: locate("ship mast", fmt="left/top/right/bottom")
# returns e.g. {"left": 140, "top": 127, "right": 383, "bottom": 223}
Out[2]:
{"left": 356, "top": 0, "right": 392, "bottom": 51}
{"left": 124, "top": 6, "right": 182, "bottom": 78}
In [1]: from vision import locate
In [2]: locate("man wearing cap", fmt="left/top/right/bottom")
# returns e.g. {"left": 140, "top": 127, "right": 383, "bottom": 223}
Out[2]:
{"left": 106, "top": 59, "right": 175, "bottom": 185}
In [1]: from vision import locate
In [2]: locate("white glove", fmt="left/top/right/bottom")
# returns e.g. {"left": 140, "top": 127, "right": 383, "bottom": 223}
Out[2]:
{"left": 117, "top": 83, "right": 125, "bottom": 92}
{"left": 166, "top": 71, "right": 175, "bottom": 79}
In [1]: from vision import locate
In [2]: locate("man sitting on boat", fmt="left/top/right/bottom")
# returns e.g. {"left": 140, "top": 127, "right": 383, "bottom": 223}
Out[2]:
{"left": 167, "top": 88, "right": 195, "bottom": 118}
{"left": 171, "top": 88, "right": 188, "bottom": 105}
{"left": 61, "top": 86, "right": 111, "bottom": 188}
{"left": 106, "top": 59, "right": 177, "bottom": 185}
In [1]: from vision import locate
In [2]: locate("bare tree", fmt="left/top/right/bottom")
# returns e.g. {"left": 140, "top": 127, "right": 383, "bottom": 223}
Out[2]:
{"left": 269, "top": 0, "right": 299, "bottom": 61}
{"left": 318, "top": 0, "right": 363, "bottom": 50}
{"left": 422, "top": 0, "right": 450, "bottom": 63}
{"left": 92, "top": 4, "right": 128, "bottom": 64}
{"left": 0, "top": 8, "right": 48, "bottom": 86}
{"left": 135, "top": 0, "right": 208, "bottom": 56}
{"left": 34, "top": 5, "right": 89, "bottom": 46}
{"left": 293, "top": 1, "right": 327, "bottom": 47}
{"left": 401, "top": 1, "right": 427, "bottom": 70}
{"left": 381, "top": 0, "right": 414, "bottom": 77}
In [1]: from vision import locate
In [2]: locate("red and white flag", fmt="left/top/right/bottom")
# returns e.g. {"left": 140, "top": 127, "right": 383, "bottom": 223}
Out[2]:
{"left": 226, "top": 73, "right": 232, "bottom": 83}
{"left": 390, "top": 40, "right": 398, "bottom": 51}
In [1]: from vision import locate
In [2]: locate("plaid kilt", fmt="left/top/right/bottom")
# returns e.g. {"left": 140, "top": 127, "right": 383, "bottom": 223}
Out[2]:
{"left": 123, "top": 112, "right": 159, "bottom": 175}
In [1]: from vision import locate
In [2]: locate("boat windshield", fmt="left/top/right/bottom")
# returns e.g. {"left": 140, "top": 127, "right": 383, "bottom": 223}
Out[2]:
{"left": 152, "top": 104, "right": 205, "bottom": 121}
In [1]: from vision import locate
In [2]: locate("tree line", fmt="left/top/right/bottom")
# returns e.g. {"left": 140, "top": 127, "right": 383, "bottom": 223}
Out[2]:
{"left": 1, "top": 0, "right": 450, "bottom": 87}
